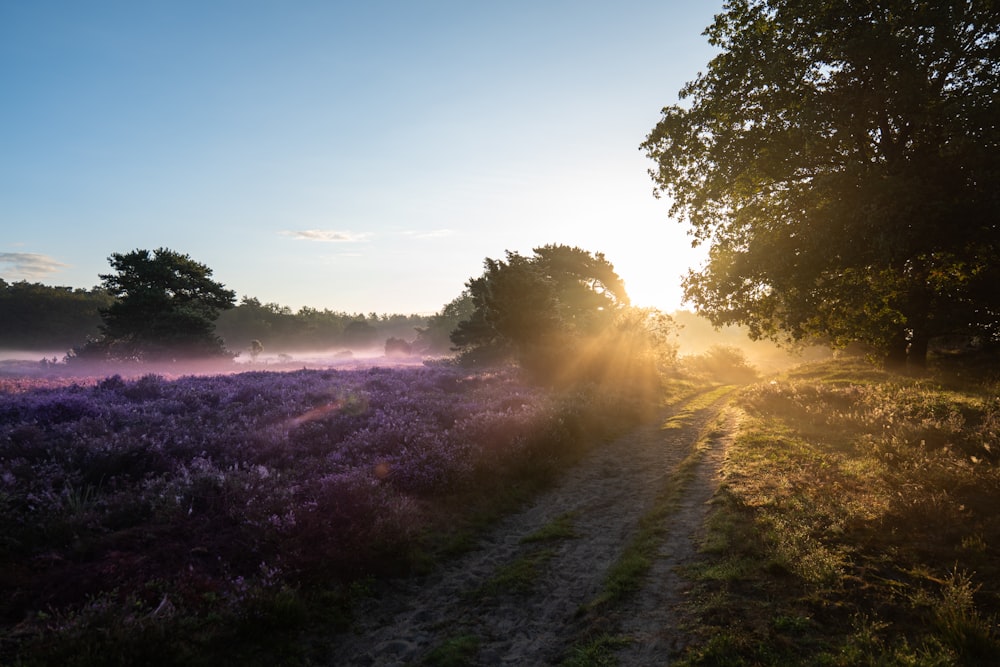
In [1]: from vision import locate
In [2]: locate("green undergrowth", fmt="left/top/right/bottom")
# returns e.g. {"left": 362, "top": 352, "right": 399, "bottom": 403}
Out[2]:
{"left": 474, "top": 548, "right": 559, "bottom": 597}
{"left": 470, "top": 513, "right": 582, "bottom": 599}
{"left": 561, "top": 633, "right": 632, "bottom": 667}
{"left": 675, "top": 358, "right": 1000, "bottom": 666}
{"left": 422, "top": 633, "right": 481, "bottom": 666}
{"left": 521, "top": 512, "right": 580, "bottom": 543}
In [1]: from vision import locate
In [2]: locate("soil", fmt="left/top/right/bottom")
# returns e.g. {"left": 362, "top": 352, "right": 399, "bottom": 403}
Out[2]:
{"left": 328, "top": 393, "right": 734, "bottom": 666}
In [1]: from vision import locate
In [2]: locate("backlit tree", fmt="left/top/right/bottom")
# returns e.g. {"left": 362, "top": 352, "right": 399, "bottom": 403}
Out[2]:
{"left": 643, "top": 0, "right": 1000, "bottom": 367}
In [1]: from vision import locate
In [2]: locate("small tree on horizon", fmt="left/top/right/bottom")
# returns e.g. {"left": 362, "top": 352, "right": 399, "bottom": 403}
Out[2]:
{"left": 77, "top": 248, "right": 236, "bottom": 362}
{"left": 451, "top": 245, "right": 629, "bottom": 367}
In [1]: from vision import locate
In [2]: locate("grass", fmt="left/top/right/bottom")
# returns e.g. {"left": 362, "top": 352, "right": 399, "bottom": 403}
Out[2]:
{"left": 473, "top": 548, "right": 558, "bottom": 597}
{"left": 661, "top": 384, "right": 737, "bottom": 429}
{"left": 422, "top": 634, "right": 481, "bottom": 666}
{"left": 521, "top": 512, "right": 579, "bottom": 543}
{"left": 470, "top": 506, "right": 584, "bottom": 600}
{"left": 673, "top": 357, "right": 1000, "bottom": 665}
{"left": 560, "top": 633, "right": 632, "bottom": 667}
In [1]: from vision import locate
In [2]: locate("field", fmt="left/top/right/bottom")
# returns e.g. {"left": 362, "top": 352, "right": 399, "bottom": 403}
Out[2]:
{"left": 2, "top": 356, "right": 999, "bottom": 665}
{"left": 0, "top": 362, "right": 650, "bottom": 665}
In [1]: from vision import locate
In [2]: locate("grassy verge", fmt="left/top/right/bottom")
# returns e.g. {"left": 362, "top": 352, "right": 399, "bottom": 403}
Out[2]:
{"left": 676, "top": 358, "right": 1000, "bottom": 665}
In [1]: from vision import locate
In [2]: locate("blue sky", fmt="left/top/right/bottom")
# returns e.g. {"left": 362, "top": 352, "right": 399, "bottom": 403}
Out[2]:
{"left": 1, "top": 1, "right": 722, "bottom": 315}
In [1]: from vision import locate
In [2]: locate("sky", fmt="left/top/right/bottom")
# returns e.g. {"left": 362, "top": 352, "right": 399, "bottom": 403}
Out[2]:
{"left": 1, "top": 1, "right": 723, "bottom": 315}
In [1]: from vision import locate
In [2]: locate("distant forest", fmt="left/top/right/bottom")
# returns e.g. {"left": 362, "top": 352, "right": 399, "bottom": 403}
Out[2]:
{"left": 1, "top": 278, "right": 833, "bottom": 372}
{"left": 0, "top": 280, "right": 431, "bottom": 357}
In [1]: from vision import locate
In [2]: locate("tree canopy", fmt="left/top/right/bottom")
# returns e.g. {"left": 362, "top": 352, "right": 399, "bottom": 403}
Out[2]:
{"left": 84, "top": 248, "right": 237, "bottom": 361}
{"left": 450, "top": 244, "right": 673, "bottom": 388}
{"left": 451, "top": 244, "right": 629, "bottom": 365}
{"left": 642, "top": 0, "right": 1000, "bottom": 366}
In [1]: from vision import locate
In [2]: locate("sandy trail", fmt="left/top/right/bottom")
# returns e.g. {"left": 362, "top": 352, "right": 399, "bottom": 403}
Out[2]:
{"left": 329, "top": 392, "right": 732, "bottom": 666}
{"left": 612, "top": 409, "right": 735, "bottom": 665}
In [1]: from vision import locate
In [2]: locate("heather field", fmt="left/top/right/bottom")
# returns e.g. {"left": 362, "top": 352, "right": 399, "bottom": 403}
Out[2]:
{"left": 5, "top": 356, "right": 1000, "bottom": 665}
{"left": 0, "top": 363, "right": 651, "bottom": 665}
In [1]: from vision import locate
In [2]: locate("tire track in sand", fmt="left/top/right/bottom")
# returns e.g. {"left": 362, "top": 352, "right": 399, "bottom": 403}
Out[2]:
{"left": 610, "top": 406, "right": 736, "bottom": 665}
{"left": 329, "top": 390, "right": 734, "bottom": 666}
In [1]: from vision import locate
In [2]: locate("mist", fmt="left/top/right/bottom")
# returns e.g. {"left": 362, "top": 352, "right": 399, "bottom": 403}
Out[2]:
{"left": 0, "top": 311, "right": 834, "bottom": 384}
{"left": 0, "top": 345, "right": 436, "bottom": 384}
{"left": 671, "top": 310, "right": 833, "bottom": 374}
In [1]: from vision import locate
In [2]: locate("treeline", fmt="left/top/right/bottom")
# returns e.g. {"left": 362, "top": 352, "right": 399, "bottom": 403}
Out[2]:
{"left": 214, "top": 297, "right": 430, "bottom": 355}
{"left": 0, "top": 279, "right": 112, "bottom": 350}
{"left": 0, "top": 280, "right": 431, "bottom": 356}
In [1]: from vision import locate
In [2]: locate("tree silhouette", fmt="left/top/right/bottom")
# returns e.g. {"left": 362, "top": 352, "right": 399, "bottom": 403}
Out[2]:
{"left": 643, "top": 0, "right": 1000, "bottom": 367}
{"left": 451, "top": 244, "right": 635, "bottom": 377}
{"left": 0, "top": 280, "right": 112, "bottom": 350}
{"left": 86, "top": 248, "right": 236, "bottom": 361}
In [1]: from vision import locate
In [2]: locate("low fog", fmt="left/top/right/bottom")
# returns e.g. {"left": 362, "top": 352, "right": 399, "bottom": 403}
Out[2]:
{"left": 0, "top": 311, "right": 831, "bottom": 383}
{"left": 0, "top": 345, "right": 434, "bottom": 382}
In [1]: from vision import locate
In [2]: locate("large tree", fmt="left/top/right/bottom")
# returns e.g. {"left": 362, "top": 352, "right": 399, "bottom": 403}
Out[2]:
{"left": 449, "top": 244, "right": 655, "bottom": 383}
{"left": 642, "top": 0, "right": 1000, "bottom": 367}
{"left": 451, "top": 244, "right": 630, "bottom": 363}
{"left": 90, "top": 248, "right": 236, "bottom": 361}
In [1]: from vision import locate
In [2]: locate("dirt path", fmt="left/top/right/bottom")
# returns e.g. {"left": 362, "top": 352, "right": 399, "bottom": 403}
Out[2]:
{"left": 612, "top": 409, "right": 735, "bottom": 665}
{"left": 329, "top": 392, "right": 733, "bottom": 666}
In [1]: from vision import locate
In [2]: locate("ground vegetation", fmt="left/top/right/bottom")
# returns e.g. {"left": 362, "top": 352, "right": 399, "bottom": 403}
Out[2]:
{"left": 676, "top": 358, "right": 1000, "bottom": 664}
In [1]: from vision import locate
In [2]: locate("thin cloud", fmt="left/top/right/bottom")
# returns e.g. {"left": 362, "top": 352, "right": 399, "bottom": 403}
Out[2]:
{"left": 0, "top": 252, "right": 69, "bottom": 280}
{"left": 400, "top": 228, "right": 454, "bottom": 239}
{"left": 280, "top": 229, "right": 371, "bottom": 242}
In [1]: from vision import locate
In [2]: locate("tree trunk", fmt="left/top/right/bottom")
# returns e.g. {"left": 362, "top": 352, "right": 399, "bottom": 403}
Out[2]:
{"left": 907, "top": 332, "right": 929, "bottom": 369}
{"left": 884, "top": 332, "right": 909, "bottom": 370}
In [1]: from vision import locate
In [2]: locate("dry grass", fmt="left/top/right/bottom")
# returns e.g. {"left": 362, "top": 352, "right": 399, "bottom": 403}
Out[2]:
{"left": 677, "top": 358, "right": 1000, "bottom": 665}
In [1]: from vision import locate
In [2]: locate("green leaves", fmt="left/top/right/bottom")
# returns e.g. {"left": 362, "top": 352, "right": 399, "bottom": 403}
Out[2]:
{"left": 644, "top": 0, "right": 1000, "bottom": 365}
{"left": 451, "top": 244, "right": 628, "bottom": 360}
{"left": 94, "top": 248, "right": 236, "bottom": 361}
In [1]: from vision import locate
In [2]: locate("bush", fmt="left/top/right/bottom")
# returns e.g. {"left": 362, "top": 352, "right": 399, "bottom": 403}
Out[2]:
{"left": 683, "top": 345, "right": 759, "bottom": 383}
{"left": 384, "top": 337, "right": 412, "bottom": 357}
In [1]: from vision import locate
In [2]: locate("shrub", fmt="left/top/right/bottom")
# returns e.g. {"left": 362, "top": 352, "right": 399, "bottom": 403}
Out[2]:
{"left": 683, "top": 345, "right": 759, "bottom": 383}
